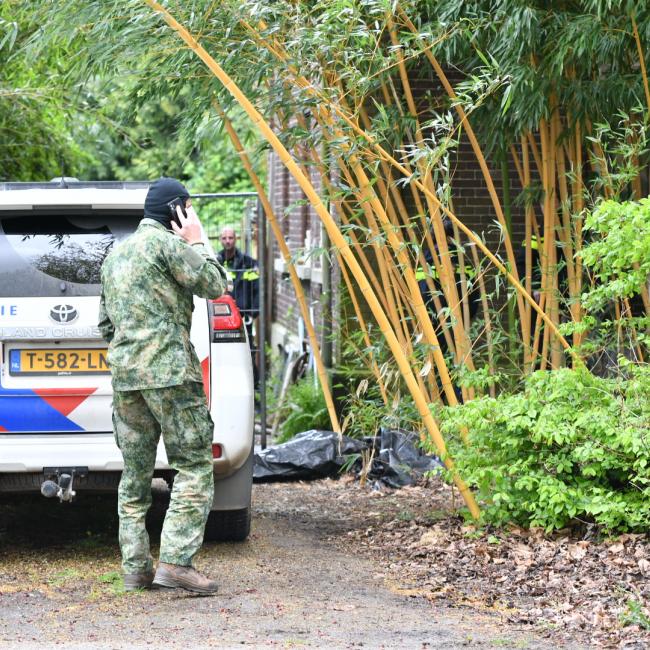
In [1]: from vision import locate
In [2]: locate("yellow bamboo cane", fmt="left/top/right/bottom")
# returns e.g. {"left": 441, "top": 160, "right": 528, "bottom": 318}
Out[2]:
{"left": 317, "top": 84, "right": 461, "bottom": 402}
{"left": 387, "top": 15, "right": 475, "bottom": 376}
{"left": 547, "top": 105, "right": 562, "bottom": 368}
{"left": 259, "top": 54, "right": 579, "bottom": 365}
{"left": 239, "top": 18, "right": 577, "bottom": 364}
{"left": 313, "top": 88, "right": 463, "bottom": 392}
{"left": 141, "top": 0, "right": 480, "bottom": 518}
{"left": 264, "top": 33, "right": 466, "bottom": 382}
{"left": 337, "top": 257, "right": 391, "bottom": 405}
{"left": 357, "top": 105, "right": 458, "bottom": 359}
{"left": 631, "top": 13, "right": 650, "bottom": 115}
{"left": 572, "top": 122, "right": 587, "bottom": 347}
{"left": 539, "top": 117, "right": 553, "bottom": 370}
{"left": 336, "top": 157, "right": 413, "bottom": 347}
{"left": 263, "top": 21, "right": 467, "bottom": 409}
{"left": 212, "top": 100, "right": 341, "bottom": 433}
{"left": 554, "top": 112, "right": 581, "bottom": 346}
{"left": 397, "top": 7, "right": 527, "bottom": 330}
{"left": 272, "top": 108, "right": 393, "bottom": 403}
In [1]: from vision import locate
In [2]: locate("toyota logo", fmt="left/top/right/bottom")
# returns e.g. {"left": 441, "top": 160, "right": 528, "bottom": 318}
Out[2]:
{"left": 50, "top": 304, "right": 78, "bottom": 323}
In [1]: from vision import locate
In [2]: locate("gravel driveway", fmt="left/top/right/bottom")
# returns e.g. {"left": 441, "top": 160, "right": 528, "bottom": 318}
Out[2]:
{"left": 0, "top": 481, "right": 583, "bottom": 649}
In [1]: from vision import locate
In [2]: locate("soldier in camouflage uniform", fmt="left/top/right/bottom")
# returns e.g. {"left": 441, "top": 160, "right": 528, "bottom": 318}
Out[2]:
{"left": 99, "top": 177, "right": 227, "bottom": 594}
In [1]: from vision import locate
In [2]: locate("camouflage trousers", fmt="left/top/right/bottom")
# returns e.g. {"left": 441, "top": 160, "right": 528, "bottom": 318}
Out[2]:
{"left": 112, "top": 381, "right": 214, "bottom": 574}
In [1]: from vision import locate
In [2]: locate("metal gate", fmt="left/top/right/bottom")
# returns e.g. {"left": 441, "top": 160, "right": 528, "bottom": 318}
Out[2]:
{"left": 193, "top": 192, "right": 267, "bottom": 448}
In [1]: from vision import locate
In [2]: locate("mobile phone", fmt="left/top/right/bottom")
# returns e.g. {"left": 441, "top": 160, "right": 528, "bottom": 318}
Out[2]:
{"left": 167, "top": 197, "right": 187, "bottom": 228}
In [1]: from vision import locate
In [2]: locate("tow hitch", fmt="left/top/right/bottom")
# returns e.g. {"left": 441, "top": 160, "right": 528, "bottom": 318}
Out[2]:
{"left": 40, "top": 467, "right": 88, "bottom": 502}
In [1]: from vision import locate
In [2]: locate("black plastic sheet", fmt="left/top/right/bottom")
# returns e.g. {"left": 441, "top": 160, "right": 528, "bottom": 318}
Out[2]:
{"left": 253, "top": 428, "right": 442, "bottom": 487}
{"left": 368, "top": 428, "right": 443, "bottom": 488}
{"left": 253, "top": 430, "right": 366, "bottom": 482}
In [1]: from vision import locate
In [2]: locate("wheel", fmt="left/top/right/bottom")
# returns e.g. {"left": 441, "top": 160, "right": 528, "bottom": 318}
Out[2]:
{"left": 204, "top": 507, "right": 251, "bottom": 542}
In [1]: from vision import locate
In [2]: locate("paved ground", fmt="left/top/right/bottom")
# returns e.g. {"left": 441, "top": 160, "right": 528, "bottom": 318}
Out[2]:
{"left": 0, "top": 483, "right": 584, "bottom": 649}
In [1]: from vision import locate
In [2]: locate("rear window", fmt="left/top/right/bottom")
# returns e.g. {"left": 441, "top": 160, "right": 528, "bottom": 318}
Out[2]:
{"left": 0, "top": 211, "right": 141, "bottom": 297}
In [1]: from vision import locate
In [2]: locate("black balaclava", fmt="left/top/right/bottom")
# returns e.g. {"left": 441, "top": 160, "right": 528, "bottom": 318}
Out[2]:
{"left": 143, "top": 177, "right": 190, "bottom": 230}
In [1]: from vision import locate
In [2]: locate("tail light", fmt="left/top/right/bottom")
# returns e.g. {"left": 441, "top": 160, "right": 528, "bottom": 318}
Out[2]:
{"left": 211, "top": 443, "right": 223, "bottom": 459}
{"left": 210, "top": 295, "right": 246, "bottom": 343}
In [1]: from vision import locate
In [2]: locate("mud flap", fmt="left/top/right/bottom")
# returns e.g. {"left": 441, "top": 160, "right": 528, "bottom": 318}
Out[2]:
{"left": 211, "top": 445, "right": 253, "bottom": 511}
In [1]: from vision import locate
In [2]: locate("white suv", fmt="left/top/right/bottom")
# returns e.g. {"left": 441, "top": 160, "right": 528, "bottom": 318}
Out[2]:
{"left": 0, "top": 180, "right": 254, "bottom": 541}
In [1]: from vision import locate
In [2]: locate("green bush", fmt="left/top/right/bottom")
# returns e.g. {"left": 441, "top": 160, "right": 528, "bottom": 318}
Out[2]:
{"left": 581, "top": 198, "right": 650, "bottom": 312}
{"left": 436, "top": 365, "right": 650, "bottom": 533}
{"left": 277, "top": 375, "right": 331, "bottom": 443}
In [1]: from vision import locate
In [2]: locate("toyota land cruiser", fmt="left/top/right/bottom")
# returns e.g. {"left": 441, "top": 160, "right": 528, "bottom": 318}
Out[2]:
{"left": 0, "top": 180, "right": 254, "bottom": 541}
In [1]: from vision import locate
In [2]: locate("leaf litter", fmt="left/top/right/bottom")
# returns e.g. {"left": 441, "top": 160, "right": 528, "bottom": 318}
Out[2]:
{"left": 257, "top": 476, "right": 650, "bottom": 649}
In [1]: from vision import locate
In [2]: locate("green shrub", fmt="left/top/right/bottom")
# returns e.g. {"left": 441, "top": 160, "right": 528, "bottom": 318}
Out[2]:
{"left": 436, "top": 365, "right": 650, "bottom": 533}
{"left": 581, "top": 198, "right": 650, "bottom": 312}
{"left": 277, "top": 375, "right": 331, "bottom": 443}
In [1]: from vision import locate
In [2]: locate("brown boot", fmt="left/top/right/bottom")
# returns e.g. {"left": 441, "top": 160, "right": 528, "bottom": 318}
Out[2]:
{"left": 123, "top": 570, "right": 155, "bottom": 591}
{"left": 152, "top": 562, "right": 219, "bottom": 594}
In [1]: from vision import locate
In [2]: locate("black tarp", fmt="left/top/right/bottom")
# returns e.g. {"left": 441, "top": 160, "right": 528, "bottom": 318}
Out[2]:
{"left": 253, "top": 428, "right": 442, "bottom": 487}
{"left": 253, "top": 430, "right": 366, "bottom": 481}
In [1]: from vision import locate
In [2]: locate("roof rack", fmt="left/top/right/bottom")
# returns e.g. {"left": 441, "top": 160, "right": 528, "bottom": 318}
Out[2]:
{"left": 0, "top": 180, "right": 152, "bottom": 191}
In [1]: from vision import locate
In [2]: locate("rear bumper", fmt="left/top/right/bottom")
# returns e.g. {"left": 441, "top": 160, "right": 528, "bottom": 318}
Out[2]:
{"left": 0, "top": 433, "right": 245, "bottom": 477}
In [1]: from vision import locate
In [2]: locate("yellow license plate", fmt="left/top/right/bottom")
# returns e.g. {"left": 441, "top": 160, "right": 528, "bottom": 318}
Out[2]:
{"left": 9, "top": 348, "right": 109, "bottom": 376}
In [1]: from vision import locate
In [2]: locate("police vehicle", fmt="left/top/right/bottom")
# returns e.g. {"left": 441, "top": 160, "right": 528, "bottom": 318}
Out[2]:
{"left": 0, "top": 180, "right": 254, "bottom": 541}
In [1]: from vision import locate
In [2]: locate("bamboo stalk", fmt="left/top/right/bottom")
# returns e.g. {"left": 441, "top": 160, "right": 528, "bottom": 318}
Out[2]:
{"left": 548, "top": 107, "right": 562, "bottom": 369}
{"left": 336, "top": 157, "right": 420, "bottom": 357}
{"left": 211, "top": 100, "right": 342, "bottom": 433}
{"left": 546, "top": 111, "right": 561, "bottom": 369}
{"left": 397, "top": 7, "right": 528, "bottom": 332}
{"left": 323, "top": 85, "right": 463, "bottom": 402}
{"left": 356, "top": 105, "right": 458, "bottom": 358}
{"left": 510, "top": 144, "right": 524, "bottom": 186}
{"left": 521, "top": 134, "right": 533, "bottom": 369}
{"left": 142, "top": 0, "right": 480, "bottom": 517}
{"left": 359, "top": 100, "right": 458, "bottom": 358}
{"left": 526, "top": 131, "right": 544, "bottom": 181}
{"left": 538, "top": 119, "right": 551, "bottom": 370}
{"left": 586, "top": 122, "right": 614, "bottom": 199}
{"left": 283, "top": 98, "right": 423, "bottom": 349}
{"left": 469, "top": 243, "right": 496, "bottom": 397}
{"left": 337, "top": 255, "right": 391, "bottom": 405}
{"left": 354, "top": 94, "right": 463, "bottom": 365}
{"left": 539, "top": 116, "right": 556, "bottom": 369}
{"left": 554, "top": 114, "right": 584, "bottom": 350}
{"left": 241, "top": 18, "right": 579, "bottom": 364}
{"left": 341, "top": 146, "right": 463, "bottom": 405}
{"left": 337, "top": 205, "right": 392, "bottom": 313}
{"left": 572, "top": 122, "right": 586, "bottom": 348}
{"left": 631, "top": 12, "right": 650, "bottom": 115}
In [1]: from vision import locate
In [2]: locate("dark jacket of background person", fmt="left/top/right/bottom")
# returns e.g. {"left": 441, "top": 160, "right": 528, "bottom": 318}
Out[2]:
{"left": 217, "top": 248, "right": 260, "bottom": 318}
{"left": 417, "top": 245, "right": 480, "bottom": 325}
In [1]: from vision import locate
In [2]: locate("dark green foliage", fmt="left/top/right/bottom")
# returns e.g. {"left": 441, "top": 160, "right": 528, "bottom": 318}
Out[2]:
{"left": 436, "top": 366, "right": 650, "bottom": 533}
{"left": 277, "top": 376, "right": 331, "bottom": 443}
{"left": 3, "top": 1, "right": 261, "bottom": 227}
{"left": 0, "top": 3, "right": 90, "bottom": 179}
{"left": 420, "top": 0, "right": 650, "bottom": 152}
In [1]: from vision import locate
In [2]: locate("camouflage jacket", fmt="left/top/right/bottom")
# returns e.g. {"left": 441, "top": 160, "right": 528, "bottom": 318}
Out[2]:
{"left": 98, "top": 219, "right": 227, "bottom": 390}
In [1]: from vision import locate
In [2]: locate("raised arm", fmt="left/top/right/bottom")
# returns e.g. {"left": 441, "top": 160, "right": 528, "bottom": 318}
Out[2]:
{"left": 166, "top": 204, "right": 227, "bottom": 298}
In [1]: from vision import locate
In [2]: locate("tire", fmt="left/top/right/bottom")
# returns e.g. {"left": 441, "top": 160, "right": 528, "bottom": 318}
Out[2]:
{"left": 204, "top": 507, "right": 251, "bottom": 542}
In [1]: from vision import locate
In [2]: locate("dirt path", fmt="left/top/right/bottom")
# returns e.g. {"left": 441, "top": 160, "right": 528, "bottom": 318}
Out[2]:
{"left": 0, "top": 482, "right": 582, "bottom": 649}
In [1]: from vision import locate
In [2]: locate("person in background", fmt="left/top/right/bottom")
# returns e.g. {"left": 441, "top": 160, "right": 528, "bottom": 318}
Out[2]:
{"left": 417, "top": 218, "right": 480, "bottom": 352}
{"left": 217, "top": 227, "right": 260, "bottom": 384}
